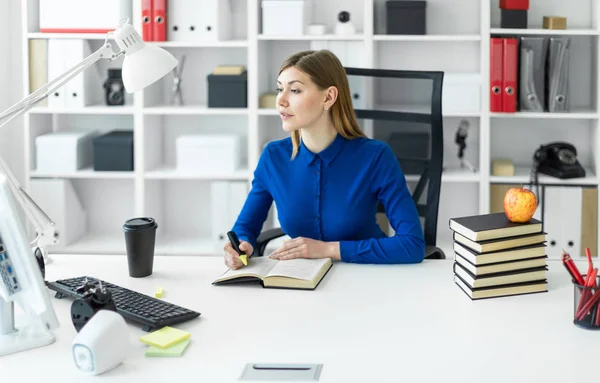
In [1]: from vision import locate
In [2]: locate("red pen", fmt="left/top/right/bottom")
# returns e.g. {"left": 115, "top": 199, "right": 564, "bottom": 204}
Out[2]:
{"left": 576, "top": 268, "right": 598, "bottom": 320}
{"left": 562, "top": 252, "right": 585, "bottom": 286}
{"left": 595, "top": 298, "right": 600, "bottom": 327}
{"left": 576, "top": 290, "right": 600, "bottom": 321}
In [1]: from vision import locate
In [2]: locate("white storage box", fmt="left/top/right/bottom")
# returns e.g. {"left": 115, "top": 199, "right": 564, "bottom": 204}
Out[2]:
{"left": 176, "top": 135, "right": 244, "bottom": 174}
{"left": 36, "top": 130, "right": 97, "bottom": 173}
{"left": 168, "top": 0, "right": 231, "bottom": 42}
{"left": 442, "top": 73, "right": 481, "bottom": 114}
{"left": 39, "top": 0, "right": 132, "bottom": 33}
{"left": 262, "top": 0, "right": 311, "bottom": 36}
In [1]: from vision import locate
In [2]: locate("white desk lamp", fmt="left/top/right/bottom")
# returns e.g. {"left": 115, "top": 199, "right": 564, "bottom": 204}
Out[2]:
{"left": 0, "top": 18, "right": 177, "bottom": 261}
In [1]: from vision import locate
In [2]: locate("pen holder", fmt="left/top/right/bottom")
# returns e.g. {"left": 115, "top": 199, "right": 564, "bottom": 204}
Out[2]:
{"left": 573, "top": 274, "right": 600, "bottom": 330}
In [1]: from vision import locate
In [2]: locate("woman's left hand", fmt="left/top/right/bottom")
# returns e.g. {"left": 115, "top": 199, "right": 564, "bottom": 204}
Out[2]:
{"left": 269, "top": 237, "right": 340, "bottom": 261}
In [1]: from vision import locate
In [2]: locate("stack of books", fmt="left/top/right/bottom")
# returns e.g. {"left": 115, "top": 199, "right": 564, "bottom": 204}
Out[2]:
{"left": 449, "top": 212, "right": 548, "bottom": 300}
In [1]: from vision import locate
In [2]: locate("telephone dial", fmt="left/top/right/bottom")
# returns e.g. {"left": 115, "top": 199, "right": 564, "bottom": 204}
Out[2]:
{"left": 530, "top": 142, "right": 585, "bottom": 202}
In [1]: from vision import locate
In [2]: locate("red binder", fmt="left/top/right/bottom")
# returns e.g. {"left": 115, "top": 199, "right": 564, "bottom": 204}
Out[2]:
{"left": 502, "top": 38, "right": 518, "bottom": 113}
{"left": 142, "top": 0, "right": 153, "bottom": 41}
{"left": 152, "top": 0, "right": 167, "bottom": 42}
{"left": 489, "top": 38, "right": 504, "bottom": 112}
{"left": 499, "top": 0, "right": 529, "bottom": 10}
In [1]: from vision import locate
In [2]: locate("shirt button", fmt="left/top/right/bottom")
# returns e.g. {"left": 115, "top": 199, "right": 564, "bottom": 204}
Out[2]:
{"left": 316, "top": 170, "right": 320, "bottom": 175}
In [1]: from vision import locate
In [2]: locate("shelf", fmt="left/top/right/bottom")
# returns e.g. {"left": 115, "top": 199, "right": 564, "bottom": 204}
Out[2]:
{"left": 29, "top": 105, "right": 135, "bottom": 115}
{"left": 147, "top": 40, "right": 248, "bottom": 48}
{"left": 258, "top": 108, "right": 279, "bottom": 116}
{"left": 145, "top": 165, "right": 249, "bottom": 180}
{"left": 374, "top": 104, "right": 481, "bottom": 117}
{"left": 490, "top": 110, "right": 599, "bottom": 120}
{"left": 154, "top": 235, "right": 218, "bottom": 256}
{"left": 373, "top": 34, "right": 481, "bottom": 42}
{"left": 144, "top": 105, "right": 248, "bottom": 115}
{"left": 30, "top": 167, "right": 135, "bottom": 180}
{"left": 406, "top": 167, "right": 480, "bottom": 183}
{"left": 490, "top": 28, "right": 599, "bottom": 36}
{"left": 28, "top": 32, "right": 108, "bottom": 40}
{"left": 490, "top": 166, "right": 597, "bottom": 185}
{"left": 49, "top": 232, "right": 126, "bottom": 255}
{"left": 258, "top": 34, "right": 365, "bottom": 41}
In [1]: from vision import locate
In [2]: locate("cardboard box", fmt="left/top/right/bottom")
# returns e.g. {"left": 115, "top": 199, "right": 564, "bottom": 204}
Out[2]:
{"left": 543, "top": 16, "right": 567, "bottom": 30}
{"left": 492, "top": 159, "right": 515, "bottom": 176}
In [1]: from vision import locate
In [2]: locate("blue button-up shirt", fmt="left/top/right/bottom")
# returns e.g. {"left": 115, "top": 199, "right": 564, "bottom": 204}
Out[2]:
{"left": 232, "top": 133, "right": 426, "bottom": 264}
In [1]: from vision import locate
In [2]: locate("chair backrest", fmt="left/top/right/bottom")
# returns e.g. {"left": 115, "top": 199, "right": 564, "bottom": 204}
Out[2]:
{"left": 344, "top": 67, "right": 444, "bottom": 247}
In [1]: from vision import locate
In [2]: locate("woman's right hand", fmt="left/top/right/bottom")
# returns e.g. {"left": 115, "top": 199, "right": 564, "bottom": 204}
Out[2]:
{"left": 223, "top": 240, "right": 254, "bottom": 270}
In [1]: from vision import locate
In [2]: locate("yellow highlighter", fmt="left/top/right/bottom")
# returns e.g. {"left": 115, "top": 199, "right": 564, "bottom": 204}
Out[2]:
{"left": 227, "top": 231, "right": 248, "bottom": 266}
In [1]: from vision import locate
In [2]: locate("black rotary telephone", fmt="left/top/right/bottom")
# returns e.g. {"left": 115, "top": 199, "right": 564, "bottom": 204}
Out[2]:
{"left": 530, "top": 142, "right": 586, "bottom": 202}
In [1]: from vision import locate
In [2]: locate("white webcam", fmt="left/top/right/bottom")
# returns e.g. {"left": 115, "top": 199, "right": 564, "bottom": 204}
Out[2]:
{"left": 71, "top": 310, "right": 132, "bottom": 375}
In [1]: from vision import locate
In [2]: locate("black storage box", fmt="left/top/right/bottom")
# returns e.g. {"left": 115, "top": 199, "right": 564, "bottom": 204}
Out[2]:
{"left": 93, "top": 130, "right": 134, "bottom": 171}
{"left": 386, "top": 1, "right": 426, "bottom": 35}
{"left": 207, "top": 72, "right": 248, "bottom": 108}
{"left": 501, "top": 9, "right": 527, "bottom": 29}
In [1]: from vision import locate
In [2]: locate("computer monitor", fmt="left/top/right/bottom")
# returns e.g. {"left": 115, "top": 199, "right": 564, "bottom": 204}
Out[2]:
{"left": 0, "top": 174, "right": 59, "bottom": 357}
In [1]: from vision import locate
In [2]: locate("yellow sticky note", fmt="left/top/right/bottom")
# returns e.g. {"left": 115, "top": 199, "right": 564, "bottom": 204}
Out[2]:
{"left": 140, "top": 326, "right": 190, "bottom": 349}
{"left": 155, "top": 287, "right": 163, "bottom": 298}
{"left": 239, "top": 254, "right": 248, "bottom": 266}
{"left": 145, "top": 339, "right": 191, "bottom": 357}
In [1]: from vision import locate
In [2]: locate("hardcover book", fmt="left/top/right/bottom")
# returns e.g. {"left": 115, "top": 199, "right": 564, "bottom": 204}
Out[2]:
{"left": 213, "top": 257, "right": 332, "bottom": 290}
{"left": 449, "top": 213, "right": 542, "bottom": 242}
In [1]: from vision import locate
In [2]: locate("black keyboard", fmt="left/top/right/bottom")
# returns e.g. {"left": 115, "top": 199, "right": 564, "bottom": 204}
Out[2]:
{"left": 46, "top": 276, "right": 200, "bottom": 332}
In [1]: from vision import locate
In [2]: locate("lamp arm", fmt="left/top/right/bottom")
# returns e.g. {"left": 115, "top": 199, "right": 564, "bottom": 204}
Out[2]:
{"left": 0, "top": 42, "right": 120, "bottom": 128}
{"left": 0, "top": 41, "right": 121, "bottom": 256}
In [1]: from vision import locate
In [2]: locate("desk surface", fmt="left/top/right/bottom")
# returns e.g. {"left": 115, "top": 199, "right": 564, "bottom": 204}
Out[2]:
{"left": 1, "top": 254, "right": 598, "bottom": 382}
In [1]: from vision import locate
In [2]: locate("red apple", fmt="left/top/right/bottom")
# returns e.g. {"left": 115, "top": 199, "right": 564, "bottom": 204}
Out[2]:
{"left": 504, "top": 187, "right": 537, "bottom": 223}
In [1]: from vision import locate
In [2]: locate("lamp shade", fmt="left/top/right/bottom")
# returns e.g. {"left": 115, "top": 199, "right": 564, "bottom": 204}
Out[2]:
{"left": 122, "top": 45, "right": 178, "bottom": 93}
{"left": 111, "top": 19, "right": 178, "bottom": 93}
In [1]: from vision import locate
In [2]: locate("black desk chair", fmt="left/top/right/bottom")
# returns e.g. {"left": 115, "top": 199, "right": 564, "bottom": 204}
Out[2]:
{"left": 255, "top": 68, "right": 446, "bottom": 260}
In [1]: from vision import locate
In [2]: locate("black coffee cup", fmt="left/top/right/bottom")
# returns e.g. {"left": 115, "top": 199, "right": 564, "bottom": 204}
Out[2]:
{"left": 123, "top": 217, "right": 158, "bottom": 278}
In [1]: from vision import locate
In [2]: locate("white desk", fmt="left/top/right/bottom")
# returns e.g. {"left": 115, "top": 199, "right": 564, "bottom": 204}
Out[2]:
{"left": 1, "top": 254, "right": 598, "bottom": 382}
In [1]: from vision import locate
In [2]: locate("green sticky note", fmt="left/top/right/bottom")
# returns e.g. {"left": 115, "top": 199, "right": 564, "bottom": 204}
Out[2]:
{"left": 139, "top": 326, "right": 191, "bottom": 348}
{"left": 145, "top": 339, "right": 191, "bottom": 357}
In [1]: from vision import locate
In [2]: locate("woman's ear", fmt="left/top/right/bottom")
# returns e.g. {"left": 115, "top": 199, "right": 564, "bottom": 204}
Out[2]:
{"left": 324, "top": 86, "right": 338, "bottom": 111}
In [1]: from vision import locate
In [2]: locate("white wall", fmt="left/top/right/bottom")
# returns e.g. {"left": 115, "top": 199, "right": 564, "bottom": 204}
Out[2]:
{"left": 0, "top": 0, "right": 24, "bottom": 186}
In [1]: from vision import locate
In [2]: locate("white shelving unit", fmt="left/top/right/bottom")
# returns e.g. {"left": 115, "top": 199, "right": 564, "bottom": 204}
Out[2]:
{"left": 19, "top": 0, "right": 600, "bottom": 256}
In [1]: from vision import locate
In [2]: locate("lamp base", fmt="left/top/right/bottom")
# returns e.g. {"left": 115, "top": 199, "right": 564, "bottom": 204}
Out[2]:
{"left": 0, "top": 325, "right": 55, "bottom": 357}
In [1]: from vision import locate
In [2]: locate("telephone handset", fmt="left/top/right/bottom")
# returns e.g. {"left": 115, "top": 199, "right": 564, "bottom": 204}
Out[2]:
{"left": 530, "top": 142, "right": 586, "bottom": 202}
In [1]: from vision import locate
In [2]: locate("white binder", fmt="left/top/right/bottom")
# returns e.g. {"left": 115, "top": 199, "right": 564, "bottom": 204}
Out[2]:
{"left": 63, "top": 39, "right": 102, "bottom": 108}
{"left": 29, "top": 179, "right": 86, "bottom": 246}
{"left": 544, "top": 186, "right": 582, "bottom": 259}
{"left": 167, "top": 0, "right": 231, "bottom": 42}
{"left": 47, "top": 39, "right": 68, "bottom": 108}
{"left": 47, "top": 39, "right": 102, "bottom": 108}
{"left": 211, "top": 181, "right": 230, "bottom": 251}
{"left": 229, "top": 181, "right": 249, "bottom": 233}
{"left": 309, "top": 41, "right": 365, "bottom": 109}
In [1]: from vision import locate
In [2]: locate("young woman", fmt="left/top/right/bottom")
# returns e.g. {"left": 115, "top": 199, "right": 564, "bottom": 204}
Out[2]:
{"left": 223, "top": 50, "right": 425, "bottom": 269}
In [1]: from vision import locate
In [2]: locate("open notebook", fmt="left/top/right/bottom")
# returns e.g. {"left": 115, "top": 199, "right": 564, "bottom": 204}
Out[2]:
{"left": 212, "top": 257, "right": 332, "bottom": 290}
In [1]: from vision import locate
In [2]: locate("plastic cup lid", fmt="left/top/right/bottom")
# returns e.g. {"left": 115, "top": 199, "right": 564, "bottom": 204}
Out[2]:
{"left": 123, "top": 217, "right": 157, "bottom": 231}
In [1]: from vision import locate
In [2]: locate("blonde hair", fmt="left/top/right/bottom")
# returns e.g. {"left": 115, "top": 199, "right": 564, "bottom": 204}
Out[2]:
{"left": 278, "top": 50, "right": 366, "bottom": 159}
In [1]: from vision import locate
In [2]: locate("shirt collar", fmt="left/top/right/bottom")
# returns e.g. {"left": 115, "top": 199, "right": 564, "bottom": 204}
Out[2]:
{"left": 300, "top": 133, "right": 345, "bottom": 167}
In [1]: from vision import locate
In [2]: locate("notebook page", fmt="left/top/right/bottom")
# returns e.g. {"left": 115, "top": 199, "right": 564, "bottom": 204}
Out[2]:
{"left": 217, "top": 256, "right": 278, "bottom": 280}
{"left": 266, "top": 258, "right": 329, "bottom": 280}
